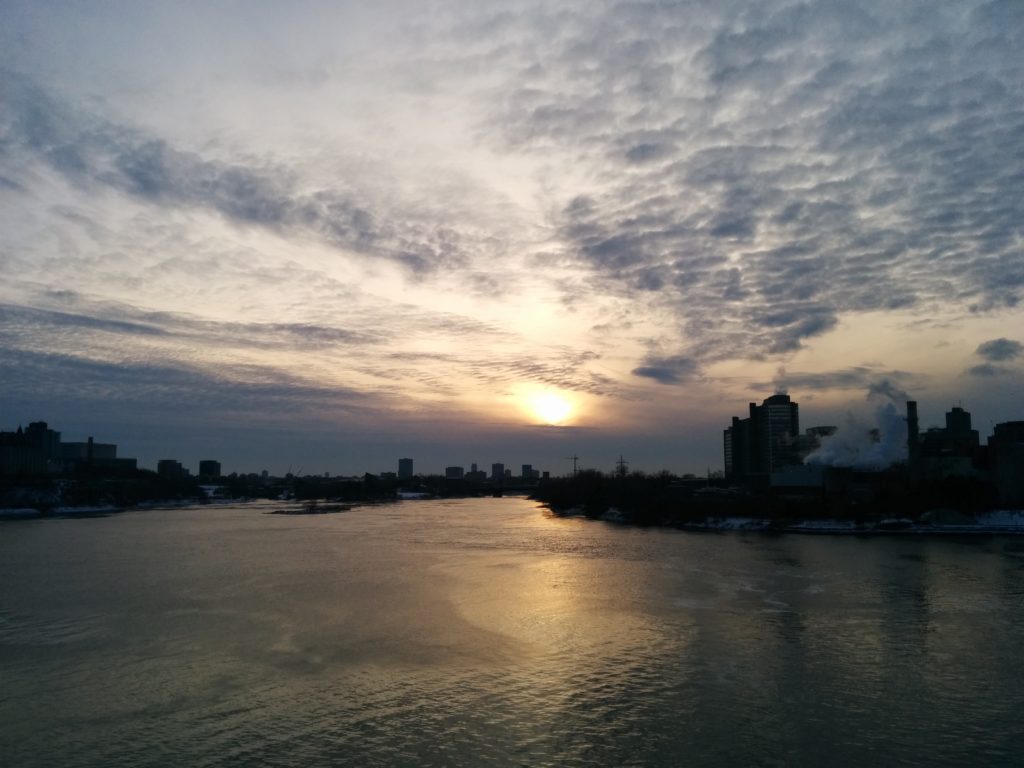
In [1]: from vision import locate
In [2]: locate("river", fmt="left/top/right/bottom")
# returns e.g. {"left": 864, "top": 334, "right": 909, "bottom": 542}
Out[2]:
{"left": 2, "top": 497, "right": 1022, "bottom": 767}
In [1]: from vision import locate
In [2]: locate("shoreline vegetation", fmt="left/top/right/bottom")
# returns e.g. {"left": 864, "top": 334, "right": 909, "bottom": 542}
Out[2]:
{"left": 3, "top": 467, "right": 1023, "bottom": 535}
{"left": 529, "top": 470, "right": 1024, "bottom": 534}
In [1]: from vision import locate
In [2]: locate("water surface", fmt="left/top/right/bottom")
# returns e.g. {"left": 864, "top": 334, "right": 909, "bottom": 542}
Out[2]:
{"left": 2, "top": 498, "right": 1022, "bottom": 766}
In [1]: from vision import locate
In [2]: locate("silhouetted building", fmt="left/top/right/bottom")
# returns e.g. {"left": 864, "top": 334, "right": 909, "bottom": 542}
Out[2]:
{"left": 521, "top": 464, "right": 539, "bottom": 480}
{"left": 157, "top": 459, "right": 188, "bottom": 478}
{"left": 724, "top": 394, "right": 801, "bottom": 482}
{"left": 907, "top": 401, "right": 920, "bottom": 472}
{"left": 909, "top": 404, "right": 983, "bottom": 481}
{"left": 914, "top": 405, "right": 980, "bottom": 459}
{"left": 398, "top": 458, "right": 414, "bottom": 479}
{"left": 491, "top": 463, "right": 504, "bottom": 481}
{"left": 988, "top": 421, "right": 1024, "bottom": 506}
{"left": 724, "top": 416, "right": 750, "bottom": 481}
{"left": 445, "top": 466, "right": 464, "bottom": 480}
{"left": 60, "top": 438, "right": 117, "bottom": 462}
{"left": 199, "top": 460, "right": 222, "bottom": 480}
{"left": 944, "top": 407, "right": 980, "bottom": 454}
{"left": 0, "top": 422, "right": 62, "bottom": 476}
{"left": 2, "top": 422, "right": 142, "bottom": 477}
{"left": 59, "top": 436, "right": 136, "bottom": 473}
{"left": 759, "top": 394, "right": 800, "bottom": 470}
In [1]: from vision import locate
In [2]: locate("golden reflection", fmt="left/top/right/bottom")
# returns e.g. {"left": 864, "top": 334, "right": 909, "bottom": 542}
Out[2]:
{"left": 439, "top": 508, "right": 689, "bottom": 665}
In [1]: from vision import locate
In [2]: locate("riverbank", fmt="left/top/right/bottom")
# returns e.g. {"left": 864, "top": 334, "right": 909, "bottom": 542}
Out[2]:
{"left": 0, "top": 498, "right": 251, "bottom": 520}
{"left": 549, "top": 504, "right": 1024, "bottom": 536}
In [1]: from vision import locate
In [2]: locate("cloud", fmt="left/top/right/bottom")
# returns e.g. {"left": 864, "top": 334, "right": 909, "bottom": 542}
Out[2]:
{"left": 0, "top": 304, "right": 168, "bottom": 338}
{"left": 463, "top": 1, "right": 1024, "bottom": 364}
{"left": 976, "top": 338, "right": 1023, "bottom": 362}
{"left": 966, "top": 363, "right": 1011, "bottom": 378}
{"left": 769, "top": 366, "right": 917, "bottom": 393}
{"left": 0, "top": 347, "right": 379, "bottom": 420}
{"left": 0, "top": 300, "right": 384, "bottom": 353}
{"left": 866, "top": 379, "right": 911, "bottom": 404}
{"left": 464, "top": 350, "right": 620, "bottom": 397}
{"left": 2, "top": 1, "right": 1024, "bottom": 473}
{"left": 0, "top": 72, "right": 490, "bottom": 276}
{"left": 632, "top": 355, "right": 700, "bottom": 385}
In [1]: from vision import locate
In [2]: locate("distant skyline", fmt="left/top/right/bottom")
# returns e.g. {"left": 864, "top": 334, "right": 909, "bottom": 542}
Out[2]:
{"left": 2, "top": 1, "right": 1022, "bottom": 475}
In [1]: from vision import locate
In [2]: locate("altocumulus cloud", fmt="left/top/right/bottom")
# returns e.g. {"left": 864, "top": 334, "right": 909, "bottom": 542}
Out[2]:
{"left": 458, "top": 0, "right": 1024, "bottom": 371}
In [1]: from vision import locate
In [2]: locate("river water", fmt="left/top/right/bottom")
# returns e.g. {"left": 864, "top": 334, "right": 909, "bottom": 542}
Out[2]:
{"left": 2, "top": 497, "right": 1022, "bottom": 767}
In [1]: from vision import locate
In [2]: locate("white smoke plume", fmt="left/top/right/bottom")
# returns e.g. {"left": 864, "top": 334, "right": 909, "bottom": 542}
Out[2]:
{"left": 804, "top": 380, "right": 909, "bottom": 470}
{"left": 866, "top": 379, "right": 910, "bottom": 404}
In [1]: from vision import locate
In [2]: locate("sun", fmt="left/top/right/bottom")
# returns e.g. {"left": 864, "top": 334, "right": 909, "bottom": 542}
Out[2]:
{"left": 528, "top": 392, "right": 574, "bottom": 425}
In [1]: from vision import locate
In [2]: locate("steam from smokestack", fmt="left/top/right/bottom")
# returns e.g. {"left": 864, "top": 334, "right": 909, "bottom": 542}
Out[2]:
{"left": 804, "top": 379, "right": 910, "bottom": 470}
{"left": 866, "top": 379, "right": 910, "bottom": 404}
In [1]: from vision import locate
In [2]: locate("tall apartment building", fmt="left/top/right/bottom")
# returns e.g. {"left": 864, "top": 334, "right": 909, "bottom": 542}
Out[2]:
{"left": 724, "top": 393, "right": 800, "bottom": 481}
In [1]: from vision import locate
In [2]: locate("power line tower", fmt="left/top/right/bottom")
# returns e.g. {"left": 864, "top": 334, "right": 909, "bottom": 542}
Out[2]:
{"left": 565, "top": 454, "right": 579, "bottom": 477}
{"left": 616, "top": 455, "right": 629, "bottom": 478}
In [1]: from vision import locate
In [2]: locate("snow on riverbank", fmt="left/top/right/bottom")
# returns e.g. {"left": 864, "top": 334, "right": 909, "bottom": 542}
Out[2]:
{"left": 549, "top": 504, "right": 1024, "bottom": 535}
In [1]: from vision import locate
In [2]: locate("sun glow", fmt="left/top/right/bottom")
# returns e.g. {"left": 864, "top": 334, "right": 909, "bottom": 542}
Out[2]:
{"left": 527, "top": 392, "right": 574, "bottom": 425}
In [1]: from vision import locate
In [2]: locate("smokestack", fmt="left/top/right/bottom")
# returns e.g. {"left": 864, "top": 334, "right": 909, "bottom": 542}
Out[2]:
{"left": 906, "top": 401, "right": 919, "bottom": 468}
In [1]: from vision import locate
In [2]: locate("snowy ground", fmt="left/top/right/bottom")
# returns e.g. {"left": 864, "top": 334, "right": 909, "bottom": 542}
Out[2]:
{"left": 683, "top": 511, "right": 1024, "bottom": 535}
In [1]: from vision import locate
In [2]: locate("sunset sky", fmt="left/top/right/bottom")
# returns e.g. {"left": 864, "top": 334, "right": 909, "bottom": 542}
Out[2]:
{"left": 2, "top": 1, "right": 1022, "bottom": 476}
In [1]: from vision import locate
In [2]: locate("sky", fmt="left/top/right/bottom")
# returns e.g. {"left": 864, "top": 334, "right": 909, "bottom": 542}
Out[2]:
{"left": 1, "top": 0, "right": 1022, "bottom": 477}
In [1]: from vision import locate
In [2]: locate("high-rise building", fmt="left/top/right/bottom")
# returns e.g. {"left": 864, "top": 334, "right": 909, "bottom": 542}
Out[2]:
{"left": 0, "top": 422, "right": 61, "bottom": 475}
{"left": 724, "top": 393, "right": 800, "bottom": 481}
{"left": 199, "top": 460, "right": 222, "bottom": 479}
{"left": 724, "top": 415, "right": 750, "bottom": 480}
{"left": 491, "top": 463, "right": 504, "bottom": 481}
{"left": 157, "top": 459, "right": 187, "bottom": 478}
{"left": 2, "top": 423, "right": 137, "bottom": 475}
{"left": 759, "top": 394, "right": 800, "bottom": 471}
{"left": 988, "top": 421, "right": 1024, "bottom": 506}
{"left": 398, "top": 458, "right": 414, "bottom": 479}
{"left": 944, "top": 407, "right": 980, "bottom": 454}
{"left": 917, "top": 405, "right": 981, "bottom": 459}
